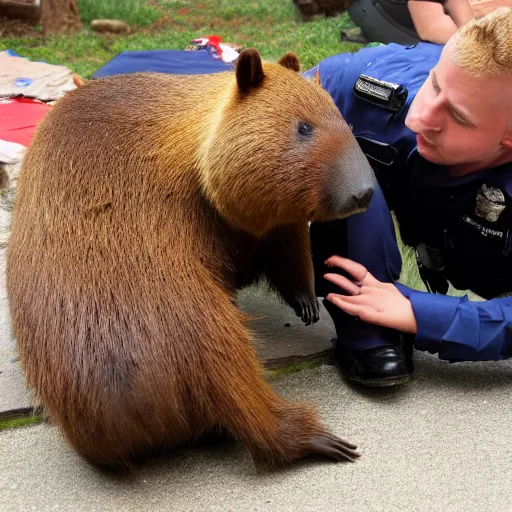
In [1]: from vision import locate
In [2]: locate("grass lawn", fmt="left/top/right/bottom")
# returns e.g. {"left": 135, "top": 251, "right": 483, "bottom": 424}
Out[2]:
{"left": 0, "top": 0, "right": 363, "bottom": 78}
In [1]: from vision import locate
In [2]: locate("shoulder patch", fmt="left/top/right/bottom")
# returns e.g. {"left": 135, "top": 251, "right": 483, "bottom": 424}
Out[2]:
{"left": 353, "top": 74, "right": 408, "bottom": 112}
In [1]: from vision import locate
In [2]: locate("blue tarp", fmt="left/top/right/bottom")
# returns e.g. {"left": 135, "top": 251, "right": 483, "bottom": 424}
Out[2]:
{"left": 91, "top": 49, "right": 234, "bottom": 78}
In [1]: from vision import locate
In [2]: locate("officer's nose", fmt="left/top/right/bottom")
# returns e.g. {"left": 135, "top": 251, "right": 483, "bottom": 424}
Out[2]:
{"left": 406, "top": 97, "right": 442, "bottom": 135}
{"left": 418, "top": 99, "right": 443, "bottom": 131}
{"left": 419, "top": 114, "right": 441, "bottom": 134}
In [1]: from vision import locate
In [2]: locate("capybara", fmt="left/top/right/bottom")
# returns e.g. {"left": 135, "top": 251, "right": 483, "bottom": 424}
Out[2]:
{"left": 6, "top": 49, "right": 375, "bottom": 469}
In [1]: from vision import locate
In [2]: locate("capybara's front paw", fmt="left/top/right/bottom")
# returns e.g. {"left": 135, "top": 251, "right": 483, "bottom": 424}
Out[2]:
{"left": 306, "top": 432, "right": 360, "bottom": 462}
{"left": 291, "top": 294, "right": 320, "bottom": 326}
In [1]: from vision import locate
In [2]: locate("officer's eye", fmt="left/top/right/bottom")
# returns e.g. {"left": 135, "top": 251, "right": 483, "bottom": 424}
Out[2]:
{"left": 431, "top": 73, "right": 441, "bottom": 94}
{"left": 298, "top": 122, "right": 313, "bottom": 137}
{"left": 450, "top": 109, "right": 474, "bottom": 127}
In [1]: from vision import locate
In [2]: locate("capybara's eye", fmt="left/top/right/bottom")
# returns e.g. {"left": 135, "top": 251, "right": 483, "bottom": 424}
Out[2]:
{"left": 297, "top": 122, "right": 313, "bottom": 137}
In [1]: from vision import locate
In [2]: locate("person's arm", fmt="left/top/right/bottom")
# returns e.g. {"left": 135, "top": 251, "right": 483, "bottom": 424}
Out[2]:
{"left": 407, "top": 1, "right": 460, "bottom": 44}
{"left": 398, "top": 284, "right": 512, "bottom": 361}
{"left": 443, "top": 0, "right": 474, "bottom": 26}
{"left": 323, "top": 256, "right": 512, "bottom": 362}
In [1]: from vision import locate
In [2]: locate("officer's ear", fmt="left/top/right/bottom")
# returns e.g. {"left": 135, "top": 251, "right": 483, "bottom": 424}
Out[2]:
{"left": 502, "top": 138, "right": 512, "bottom": 149}
{"left": 502, "top": 131, "right": 512, "bottom": 149}
{"left": 502, "top": 121, "right": 512, "bottom": 149}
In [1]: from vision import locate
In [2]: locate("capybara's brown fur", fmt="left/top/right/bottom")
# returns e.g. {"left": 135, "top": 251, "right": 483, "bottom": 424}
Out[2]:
{"left": 6, "top": 49, "right": 375, "bottom": 469}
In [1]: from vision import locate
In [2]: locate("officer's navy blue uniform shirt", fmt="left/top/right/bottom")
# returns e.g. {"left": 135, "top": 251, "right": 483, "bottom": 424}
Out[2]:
{"left": 305, "top": 42, "right": 512, "bottom": 361}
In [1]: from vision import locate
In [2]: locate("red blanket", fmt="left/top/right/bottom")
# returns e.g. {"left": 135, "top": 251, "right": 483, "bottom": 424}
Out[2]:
{"left": 0, "top": 98, "right": 51, "bottom": 147}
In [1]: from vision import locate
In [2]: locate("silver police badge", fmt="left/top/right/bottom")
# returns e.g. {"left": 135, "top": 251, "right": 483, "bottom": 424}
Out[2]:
{"left": 475, "top": 184, "right": 506, "bottom": 222}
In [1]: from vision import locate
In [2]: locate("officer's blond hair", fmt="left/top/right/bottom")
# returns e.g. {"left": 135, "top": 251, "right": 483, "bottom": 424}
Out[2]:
{"left": 453, "top": 7, "right": 512, "bottom": 76}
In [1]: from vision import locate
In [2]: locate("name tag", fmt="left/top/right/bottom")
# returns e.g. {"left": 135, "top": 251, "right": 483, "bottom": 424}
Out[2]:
{"left": 461, "top": 214, "right": 505, "bottom": 239}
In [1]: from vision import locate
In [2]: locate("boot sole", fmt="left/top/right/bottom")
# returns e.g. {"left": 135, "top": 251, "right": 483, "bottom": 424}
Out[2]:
{"left": 349, "top": 374, "right": 412, "bottom": 388}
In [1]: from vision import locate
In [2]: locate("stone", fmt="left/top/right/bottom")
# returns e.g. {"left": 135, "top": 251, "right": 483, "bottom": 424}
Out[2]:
{"left": 91, "top": 19, "right": 131, "bottom": 34}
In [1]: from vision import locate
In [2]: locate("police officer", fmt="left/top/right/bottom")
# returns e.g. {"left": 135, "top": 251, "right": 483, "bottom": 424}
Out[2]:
{"left": 305, "top": 8, "right": 512, "bottom": 387}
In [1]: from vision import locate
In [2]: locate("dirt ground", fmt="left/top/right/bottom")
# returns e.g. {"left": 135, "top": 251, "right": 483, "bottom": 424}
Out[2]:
{"left": 0, "top": 16, "right": 40, "bottom": 38}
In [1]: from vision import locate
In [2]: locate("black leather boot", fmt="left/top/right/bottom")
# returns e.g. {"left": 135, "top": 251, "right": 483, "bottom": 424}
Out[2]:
{"left": 334, "top": 340, "right": 413, "bottom": 388}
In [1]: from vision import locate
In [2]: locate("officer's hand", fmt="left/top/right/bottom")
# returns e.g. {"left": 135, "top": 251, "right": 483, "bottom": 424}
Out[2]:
{"left": 323, "top": 256, "right": 418, "bottom": 334}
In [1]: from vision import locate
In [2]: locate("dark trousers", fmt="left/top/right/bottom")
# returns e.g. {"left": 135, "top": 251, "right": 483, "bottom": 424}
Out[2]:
{"left": 310, "top": 183, "right": 403, "bottom": 351}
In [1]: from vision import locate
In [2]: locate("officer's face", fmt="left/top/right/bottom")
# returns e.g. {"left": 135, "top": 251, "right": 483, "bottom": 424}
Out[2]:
{"left": 405, "top": 41, "right": 512, "bottom": 174}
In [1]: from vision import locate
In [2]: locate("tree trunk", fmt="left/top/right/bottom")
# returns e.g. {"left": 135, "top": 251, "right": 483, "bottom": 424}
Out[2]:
{"left": 41, "top": 0, "right": 82, "bottom": 36}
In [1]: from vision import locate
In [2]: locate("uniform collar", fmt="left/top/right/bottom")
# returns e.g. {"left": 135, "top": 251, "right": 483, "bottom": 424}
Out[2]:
{"left": 406, "top": 147, "right": 512, "bottom": 189}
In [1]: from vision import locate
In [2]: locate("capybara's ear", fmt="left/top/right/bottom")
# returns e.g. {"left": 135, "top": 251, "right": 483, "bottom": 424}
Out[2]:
{"left": 235, "top": 48, "right": 265, "bottom": 92}
{"left": 278, "top": 52, "right": 300, "bottom": 73}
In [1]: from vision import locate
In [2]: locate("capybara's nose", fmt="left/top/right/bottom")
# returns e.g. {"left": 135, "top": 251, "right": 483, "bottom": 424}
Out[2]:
{"left": 352, "top": 188, "right": 374, "bottom": 210}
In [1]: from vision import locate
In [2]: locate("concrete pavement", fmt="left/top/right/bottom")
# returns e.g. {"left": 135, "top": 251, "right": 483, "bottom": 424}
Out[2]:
{"left": 2, "top": 356, "right": 512, "bottom": 512}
